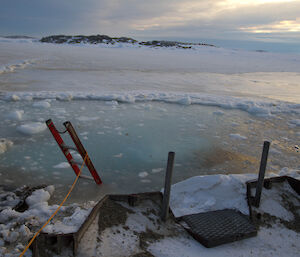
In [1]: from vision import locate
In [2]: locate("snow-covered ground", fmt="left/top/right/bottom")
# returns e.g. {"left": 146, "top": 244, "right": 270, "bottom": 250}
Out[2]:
{"left": 0, "top": 185, "right": 95, "bottom": 256}
{"left": 0, "top": 38, "right": 299, "bottom": 256}
{"left": 1, "top": 172, "right": 299, "bottom": 257}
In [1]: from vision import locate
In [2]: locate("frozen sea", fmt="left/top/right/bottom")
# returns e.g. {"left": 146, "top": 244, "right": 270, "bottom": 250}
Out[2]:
{"left": 0, "top": 38, "right": 299, "bottom": 203}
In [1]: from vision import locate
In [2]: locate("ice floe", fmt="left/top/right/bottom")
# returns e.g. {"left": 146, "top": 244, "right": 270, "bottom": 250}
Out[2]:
{"left": 0, "top": 59, "right": 34, "bottom": 75}
{"left": 53, "top": 162, "right": 70, "bottom": 169}
{"left": 229, "top": 133, "right": 248, "bottom": 140}
{"left": 0, "top": 139, "right": 13, "bottom": 154}
{"left": 5, "top": 110, "right": 24, "bottom": 121}
{"left": 33, "top": 100, "right": 51, "bottom": 109}
{"left": 17, "top": 122, "right": 47, "bottom": 135}
{"left": 138, "top": 171, "right": 149, "bottom": 178}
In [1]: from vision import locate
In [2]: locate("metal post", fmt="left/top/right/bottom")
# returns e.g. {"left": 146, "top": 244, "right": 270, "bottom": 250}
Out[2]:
{"left": 253, "top": 141, "right": 270, "bottom": 207}
{"left": 161, "top": 152, "right": 175, "bottom": 221}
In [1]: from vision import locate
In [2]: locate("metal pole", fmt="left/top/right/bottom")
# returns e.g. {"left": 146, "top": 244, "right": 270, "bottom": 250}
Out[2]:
{"left": 161, "top": 152, "right": 175, "bottom": 221}
{"left": 253, "top": 141, "right": 270, "bottom": 207}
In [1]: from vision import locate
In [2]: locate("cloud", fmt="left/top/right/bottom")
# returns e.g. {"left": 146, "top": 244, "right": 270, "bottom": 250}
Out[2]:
{"left": 241, "top": 18, "right": 300, "bottom": 33}
{"left": 0, "top": 0, "right": 299, "bottom": 42}
{"left": 0, "top": 0, "right": 101, "bottom": 35}
{"left": 124, "top": 0, "right": 300, "bottom": 41}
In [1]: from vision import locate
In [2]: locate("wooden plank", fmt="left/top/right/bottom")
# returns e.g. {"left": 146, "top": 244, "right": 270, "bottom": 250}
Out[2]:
{"left": 74, "top": 195, "right": 109, "bottom": 254}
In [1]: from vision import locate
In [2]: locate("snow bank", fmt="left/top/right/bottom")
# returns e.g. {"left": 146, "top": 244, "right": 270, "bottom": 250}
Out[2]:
{"left": 17, "top": 122, "right": 47, "bottom": 135}
{"left": 258, "top": 182, "right": 296, "bottom": 221}
{"left": 0, "top": 185, "right": 93, "bottom": 256}
{"left": 0, "top": 138, "right": 13, "bottom": 154}
{"left": 148, "top": 225, "right": 300, "bottom": 257}
{"left": 26, "top": 188, "right": 52, "bottom": 207}
{"left": 2, "top": 91, "right": 299, "bottom": 118}
{"left": 169, "top": 171, "right": 300, "bottom": 218}
{"left": 43, "top": 207, "right": 91, "bottom": 234}
{"left": 0, "top": 59, "right": 35, "bottom": 75}
{"left": 169, "top": 174, "right": 256, "bottom": 217}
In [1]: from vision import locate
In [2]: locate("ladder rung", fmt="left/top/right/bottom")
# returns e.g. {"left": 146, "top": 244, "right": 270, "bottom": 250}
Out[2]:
{"left": 70, "top": 160, "right": 85, "bottom": 166}
{"left": 79, "top": 174, "right": 94, "bottom": 180}
{"left": 61, "top": 144, "right": 79, "bottom": 152}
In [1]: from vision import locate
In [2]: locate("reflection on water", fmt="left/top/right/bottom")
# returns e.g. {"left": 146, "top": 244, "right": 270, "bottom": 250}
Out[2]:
{"left": 196, "top": 147, "right": 259, "bottom": 174}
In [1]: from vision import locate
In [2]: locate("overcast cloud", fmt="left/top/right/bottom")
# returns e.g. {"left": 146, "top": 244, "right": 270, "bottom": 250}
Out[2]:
{"left": 0, "top": 0, "right": 299, "bottom": 42}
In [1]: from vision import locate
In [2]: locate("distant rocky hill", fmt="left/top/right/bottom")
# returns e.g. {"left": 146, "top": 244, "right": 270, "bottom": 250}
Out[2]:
{"left": 40, "top": 35, "right": 137, "bottom": 44}
{"left": 40, "top": 35, "right": 215, "bottom": 49}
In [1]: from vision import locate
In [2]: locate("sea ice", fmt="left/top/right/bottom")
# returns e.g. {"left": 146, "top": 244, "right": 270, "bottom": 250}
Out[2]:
{"left": 26, "top": 188, "right": 51, "bottom": 207}
{"left": 213, "top": 110, "right": 225, "bottom": 116}
{"left": 0, "top": 38, "right": 299, "bottom": 205}
{"left": 33, "top": 100, "right": 51, "bottom": 109}
{"left": 105, "top": 100, "right": 118, "bottom": 106}
{"left": 141, "top": 179, "right": 151, "bottom": 183}
{"left": 11, "top": 94, "right": 20, "bottom": 101}
{"left": 151, "top": 168, "right": 164, "bottom": 173}
{"left": 56, "top": 93, "right": 73, "bottom": 101}
{"left": 17, "top": 122, "right": 47, "bottom": 135}
{"left": 53, "top": 162, "right": 70, "bottom": 169}
{"left": 229, "top": 134, "right": 248, "bottom": 140}
{"left": 177, "top": 96, "right": 191, "bottom": 105}
{"left": 138, "top": 171, "right": 148, "bottom": 178}
{"left": 0, "top": 138, "right": 13, "bottom": 154}
{"left": 5, "top": 110, "right": 24, "bottom": 121}
{"left": 289, "top": 119, "right": 300, "bottom": 127}
{"left": 76, "top": 116, "right": 99, "bottom": 121}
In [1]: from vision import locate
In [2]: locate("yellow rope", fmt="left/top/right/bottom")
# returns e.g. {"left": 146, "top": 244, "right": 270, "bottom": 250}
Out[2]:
{"left": 19, "top": 154, "right": 88, "bottom": 257}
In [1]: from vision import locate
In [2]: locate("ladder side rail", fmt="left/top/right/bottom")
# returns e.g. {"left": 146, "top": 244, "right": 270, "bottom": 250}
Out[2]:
{"left": 46, "top": 119, "right": 81, "bottom": 176}
{"left": 63, "top": 121, "right": 102, "bottom": 185}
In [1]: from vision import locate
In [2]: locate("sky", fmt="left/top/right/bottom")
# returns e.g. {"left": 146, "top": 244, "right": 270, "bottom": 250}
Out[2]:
{"left": 0, "top": 0, "right": 300, "bottom": 44}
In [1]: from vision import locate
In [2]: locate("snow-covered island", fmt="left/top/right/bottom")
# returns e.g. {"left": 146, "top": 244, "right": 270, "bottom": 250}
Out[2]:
{"left": 40, "top": 34, "right": 215, "bottom": 49}
{"left": 0, "top": 36, "right": 299, "bottom": 256}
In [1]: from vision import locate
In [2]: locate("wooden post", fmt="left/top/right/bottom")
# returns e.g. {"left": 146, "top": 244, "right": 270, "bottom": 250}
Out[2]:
{"left": 161, "top": 152, "right": 175, "bottom": 221}
{"left": 253, "top": 141, "right": 270, "bottom": 207}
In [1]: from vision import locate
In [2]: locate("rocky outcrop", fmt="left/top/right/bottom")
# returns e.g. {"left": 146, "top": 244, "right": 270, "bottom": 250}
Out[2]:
{"left": 40, "top": 35, "right": 137, "bottom": 44}
{"left": 139, "top": 40, "right": 215, "bottom": 49}
{"left": 40, "top": 35, "right": 215, "bottom": 49}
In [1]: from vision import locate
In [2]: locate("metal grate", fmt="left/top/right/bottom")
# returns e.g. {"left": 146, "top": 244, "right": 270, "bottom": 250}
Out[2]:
{"left": 181, "top": 209, "right": 257, "bottom": 248}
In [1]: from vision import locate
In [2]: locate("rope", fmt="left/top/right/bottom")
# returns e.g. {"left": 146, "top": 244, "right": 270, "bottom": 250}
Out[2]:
{"left": 57, "top": 128, "right": 68, "bottom": 134}
{"left": 19, "top": 154, "right": 88, "bottom": 257}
